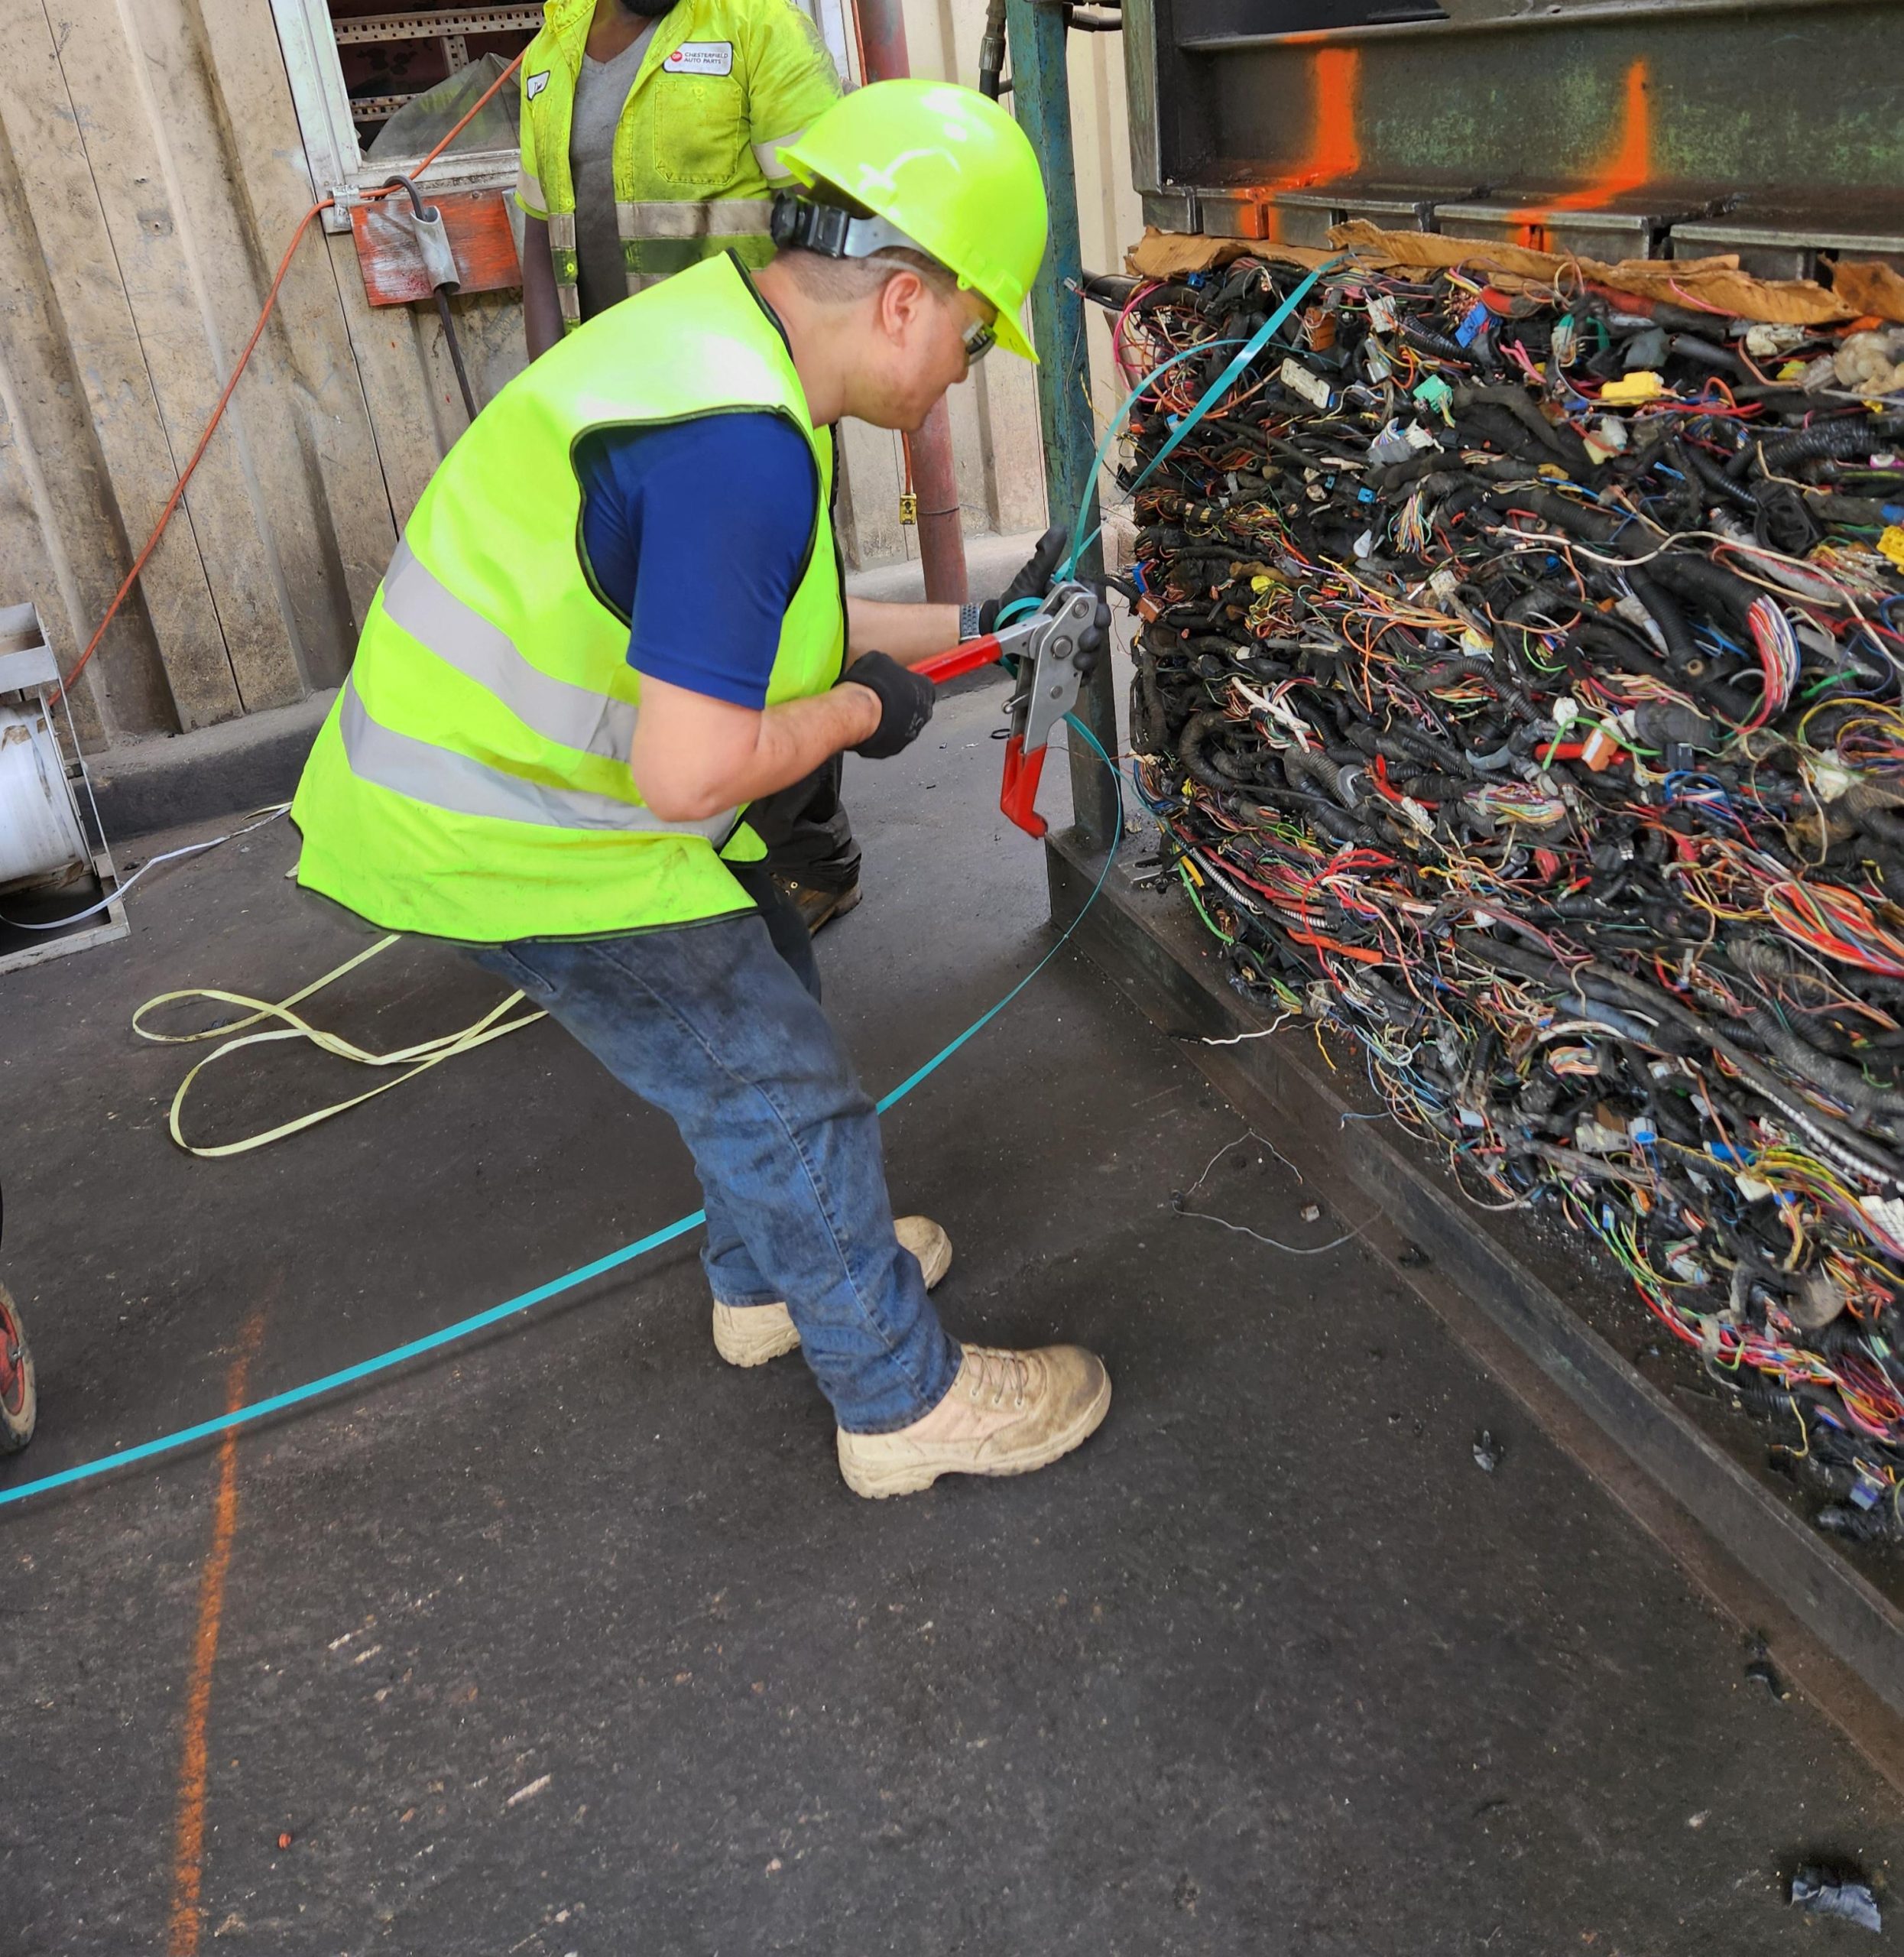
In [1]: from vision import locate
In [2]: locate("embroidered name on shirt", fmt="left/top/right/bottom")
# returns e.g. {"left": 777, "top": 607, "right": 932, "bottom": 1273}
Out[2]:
{"left": 524, "top": 68, "right": 550, "bottom": 98}
{"left": 663, "top": 41, "right": 735, "bottom": 75}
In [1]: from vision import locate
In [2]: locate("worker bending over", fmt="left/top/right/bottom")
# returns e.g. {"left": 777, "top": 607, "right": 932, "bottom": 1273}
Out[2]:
{"left": 290, "top": 83, "right": 1112, "bottom": 1498}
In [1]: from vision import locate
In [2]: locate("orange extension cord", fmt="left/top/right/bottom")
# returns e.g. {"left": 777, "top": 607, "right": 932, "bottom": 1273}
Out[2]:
{"left": 55, "top": 50, "right": 525, "bottom": 705}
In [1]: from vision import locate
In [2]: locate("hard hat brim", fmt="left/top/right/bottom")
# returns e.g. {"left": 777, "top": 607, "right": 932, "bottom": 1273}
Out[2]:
{"left": 989, "top": 309, "right": 1038, "bottom": 364}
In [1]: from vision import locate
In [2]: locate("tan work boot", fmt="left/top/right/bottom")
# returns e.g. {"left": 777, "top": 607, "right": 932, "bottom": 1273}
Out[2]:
{"left": 711, "top": 1215, "right": 952, "bottom": 1368}
{"left": 836, "top": 1343, "right": 1111, "bottom": 1499}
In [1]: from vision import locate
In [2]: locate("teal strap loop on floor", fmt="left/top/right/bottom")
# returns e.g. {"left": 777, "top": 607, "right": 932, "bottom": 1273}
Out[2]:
{"left": 0, "top": 722, "right": 1126, "bottom": 1513}
{"left": 0, "top": 1212, "right": 711, "bottom": 1511}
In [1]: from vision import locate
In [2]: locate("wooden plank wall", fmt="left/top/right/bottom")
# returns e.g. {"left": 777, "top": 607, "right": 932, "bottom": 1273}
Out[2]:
{"left": 0, "top": 0, "right": 372, "bottom": 742}
{"left": 0, "top": 0, "right": 1138, "bottom": 752}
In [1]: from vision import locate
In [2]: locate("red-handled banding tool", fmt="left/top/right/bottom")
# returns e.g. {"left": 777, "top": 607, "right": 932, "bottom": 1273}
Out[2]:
{"left": 913, "top": 580, "right": 1098, "bottom": 839}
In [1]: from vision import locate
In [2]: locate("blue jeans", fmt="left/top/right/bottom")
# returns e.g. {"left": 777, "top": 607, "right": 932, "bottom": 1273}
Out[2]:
{"left": 465, "top": 868, "right": 960, "bottom": 1433}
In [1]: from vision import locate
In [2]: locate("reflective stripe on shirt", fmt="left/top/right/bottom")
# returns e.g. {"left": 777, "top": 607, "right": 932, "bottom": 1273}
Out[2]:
{"left": 751, "top": 130, "right": 804, "bottom": 182}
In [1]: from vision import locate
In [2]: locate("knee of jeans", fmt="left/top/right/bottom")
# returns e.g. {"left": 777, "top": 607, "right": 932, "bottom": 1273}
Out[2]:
{"left": 778, "top": 1073, "right": 876, "bottom": 1139}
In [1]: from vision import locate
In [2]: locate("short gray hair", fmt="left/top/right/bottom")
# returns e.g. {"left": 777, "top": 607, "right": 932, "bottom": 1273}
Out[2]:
{"left": 773, "top": 244, "right": 964, "bottom": 307}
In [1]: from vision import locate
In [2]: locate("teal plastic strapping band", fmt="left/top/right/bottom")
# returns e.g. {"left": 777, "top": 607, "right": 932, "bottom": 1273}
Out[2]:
{"left": 1129, "top": 260, "right": 1340, "bottom": 500}
{"left": 1059, "top": 257, "right": 1342, "bottom": 581}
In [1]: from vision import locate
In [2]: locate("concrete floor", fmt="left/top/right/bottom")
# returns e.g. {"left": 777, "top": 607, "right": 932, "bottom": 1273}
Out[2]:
{"left": 2, "top": 673, "right": 1901, "bottom": 1954}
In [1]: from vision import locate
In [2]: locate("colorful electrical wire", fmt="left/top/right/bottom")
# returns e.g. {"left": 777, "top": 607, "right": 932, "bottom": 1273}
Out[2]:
{"left": 1104, "top": 248, "right": 1904, "bottom": 1543}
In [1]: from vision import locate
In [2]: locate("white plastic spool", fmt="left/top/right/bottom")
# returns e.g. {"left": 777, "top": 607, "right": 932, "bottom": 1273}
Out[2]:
{"left": 0, "top": 698, "right": 89, "bottom": 891}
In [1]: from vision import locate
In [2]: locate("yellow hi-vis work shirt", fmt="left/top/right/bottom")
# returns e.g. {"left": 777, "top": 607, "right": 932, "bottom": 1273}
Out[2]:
{"left": 514, "top": 0, "right": 842, "bottom": 329}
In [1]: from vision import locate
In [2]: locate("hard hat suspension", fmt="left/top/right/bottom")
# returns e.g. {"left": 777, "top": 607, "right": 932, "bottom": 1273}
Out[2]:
{"left": 768, "top": 190, "right": 926, "bottom": 266}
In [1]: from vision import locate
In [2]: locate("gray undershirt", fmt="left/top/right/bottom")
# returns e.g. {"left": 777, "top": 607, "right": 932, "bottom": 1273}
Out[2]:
{"left": 570, "top": 22, "right": 659, "bottom": 320}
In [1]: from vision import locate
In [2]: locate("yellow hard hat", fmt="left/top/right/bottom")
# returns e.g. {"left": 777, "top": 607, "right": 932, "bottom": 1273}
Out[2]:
{"left": 774, "top": 80, "right": 1047, "bottom": 362}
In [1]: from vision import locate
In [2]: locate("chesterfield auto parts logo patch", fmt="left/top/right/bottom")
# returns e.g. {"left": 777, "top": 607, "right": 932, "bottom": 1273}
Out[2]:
{"left": 663, "top": 41, "right": 734, "bottom": 74}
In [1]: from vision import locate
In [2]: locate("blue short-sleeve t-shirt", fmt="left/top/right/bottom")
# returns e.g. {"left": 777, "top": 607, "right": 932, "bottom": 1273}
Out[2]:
{"left": 574, "top": 414, "right": 819, "bottom": 710}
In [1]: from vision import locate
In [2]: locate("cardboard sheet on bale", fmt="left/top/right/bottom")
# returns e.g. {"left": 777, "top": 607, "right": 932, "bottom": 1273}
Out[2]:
{"left": 1124, "top": 228, "right": 1341, "bottom": 278}
{"left": 1834, "top": 260, "right": 1904, "bottom": 325}
{"left": 1324, "top": 219, "right": 1858, "bottom": 324}
{"left": 1127, "top": 220, "right": 1904, "bottom": 326}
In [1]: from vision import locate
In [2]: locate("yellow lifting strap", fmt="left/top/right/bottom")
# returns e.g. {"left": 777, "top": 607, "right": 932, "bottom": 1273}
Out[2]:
{"left": 132, "top": 935, "right": 545, "bottom": 1157}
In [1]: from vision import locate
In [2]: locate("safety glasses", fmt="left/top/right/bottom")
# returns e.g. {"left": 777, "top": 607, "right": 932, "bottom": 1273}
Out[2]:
{"left": 961, "top": 316, "right": 998, "bottom": 363}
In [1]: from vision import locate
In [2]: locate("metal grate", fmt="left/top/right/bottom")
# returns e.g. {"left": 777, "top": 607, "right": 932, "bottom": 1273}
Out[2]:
{"left": 332, "top": 5, "right": 540, "bottom": 43}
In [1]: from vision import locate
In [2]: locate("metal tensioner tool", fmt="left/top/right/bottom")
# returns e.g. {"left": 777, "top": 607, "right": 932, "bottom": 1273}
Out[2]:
{"left": 915, "top": 580, "right": 1099, "bottom": 838}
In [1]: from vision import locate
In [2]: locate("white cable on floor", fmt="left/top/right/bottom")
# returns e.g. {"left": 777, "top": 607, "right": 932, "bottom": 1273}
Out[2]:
{"left": 1172, "top": 1128, "right": 1372, "bottom": 1255}
{"left": 0, "top": 804, "right": 291, "bottom": 930}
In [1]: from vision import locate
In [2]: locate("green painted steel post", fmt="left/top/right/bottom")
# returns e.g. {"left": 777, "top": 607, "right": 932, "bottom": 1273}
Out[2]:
{"left": 1004, "top": 0, "right": 1121, "bottom": 851}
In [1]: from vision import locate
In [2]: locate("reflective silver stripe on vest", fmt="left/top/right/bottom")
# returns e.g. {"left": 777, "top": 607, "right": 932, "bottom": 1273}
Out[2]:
{"left": 381, "top": 538, "right": 638, "bottom": 763}
{"left": 615, "top": 198, "right": 774, "bottom": 241}
{"left": 339, "top": 678, "right": 737, "bottom": 841}
{"left": 547, "top": 210, "right": 578, "bottom": 250}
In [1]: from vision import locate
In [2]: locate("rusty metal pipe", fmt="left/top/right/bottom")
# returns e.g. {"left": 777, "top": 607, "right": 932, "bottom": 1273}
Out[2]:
{"left": 848, "top": 0, "right": 970, "bottom": 603}
{"left": 851, "top": 0, "right": 910, "bottom": 87}
{"left": 903, "top": 407, "right": 968, "bottom": 602}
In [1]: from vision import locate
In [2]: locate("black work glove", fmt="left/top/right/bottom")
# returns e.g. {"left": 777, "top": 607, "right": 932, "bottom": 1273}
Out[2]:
{"left": 978, "top": 524, "right": 1113, "bottom": 682}
{"left": 842, "top": 650, "right": 936, "bottom": 760}
{"left": 977, "top": 524, "right": 1070, "bottom": 637}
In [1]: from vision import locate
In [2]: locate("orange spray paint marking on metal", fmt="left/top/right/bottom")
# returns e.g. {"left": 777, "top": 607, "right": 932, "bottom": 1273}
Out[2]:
{"left": 1241, "top": 47, "right": 1361, "bottom": 243}
{"left": 166, "top": 1311, "right": 265, "bottom": 1957}
{"left": 1510, "top": 59, "right": 1653, "bottom": 252}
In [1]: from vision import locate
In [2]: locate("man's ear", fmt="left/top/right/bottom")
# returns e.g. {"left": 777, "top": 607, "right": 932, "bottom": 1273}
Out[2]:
{"left": 876, "top": 268, "right": 930, "bottom": 342}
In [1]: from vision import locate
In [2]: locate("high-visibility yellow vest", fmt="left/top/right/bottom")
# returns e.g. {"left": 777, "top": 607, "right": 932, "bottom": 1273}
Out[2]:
{"left": 515, "top": 0, "right": 840, "bottom": 330}
{"left": 291, "top": 254, "right": 846, "bottom": 943}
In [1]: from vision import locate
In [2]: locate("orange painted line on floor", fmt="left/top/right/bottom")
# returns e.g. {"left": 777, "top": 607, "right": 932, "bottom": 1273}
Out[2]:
{"left": 166, "top": 1310, "right": 266, "bottom": 1957}
{"left": 1511, "top": 58, "right": 1653, "bottom": 251}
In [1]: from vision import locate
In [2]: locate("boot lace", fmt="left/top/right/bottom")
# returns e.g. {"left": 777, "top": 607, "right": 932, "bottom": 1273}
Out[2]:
{"left": 963, "top": 1345, "right": 1031, "bottom": 1412}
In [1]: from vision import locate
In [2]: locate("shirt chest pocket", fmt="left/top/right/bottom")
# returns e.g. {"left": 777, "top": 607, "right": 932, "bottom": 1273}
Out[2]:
{"left": 650, "top": 73, "right": 746, "bottom": 190}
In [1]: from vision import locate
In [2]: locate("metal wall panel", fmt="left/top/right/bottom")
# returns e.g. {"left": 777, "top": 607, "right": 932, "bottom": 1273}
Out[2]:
{"left": 1124, "top": 0, "right": 1904, "bottom": 265}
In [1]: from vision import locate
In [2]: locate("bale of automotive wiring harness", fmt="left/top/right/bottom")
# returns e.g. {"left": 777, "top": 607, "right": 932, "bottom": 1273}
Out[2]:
{"left": 1102, "top": 243, "right": 1904, "bottom": 1541}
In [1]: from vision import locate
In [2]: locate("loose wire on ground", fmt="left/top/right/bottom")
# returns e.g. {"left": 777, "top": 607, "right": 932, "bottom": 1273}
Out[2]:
{"left": 1170, "top": 1127, "right": 1370, "bottom": 1254}
{"left": 1, "top": 806, "right": 289, "bottom": 932}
